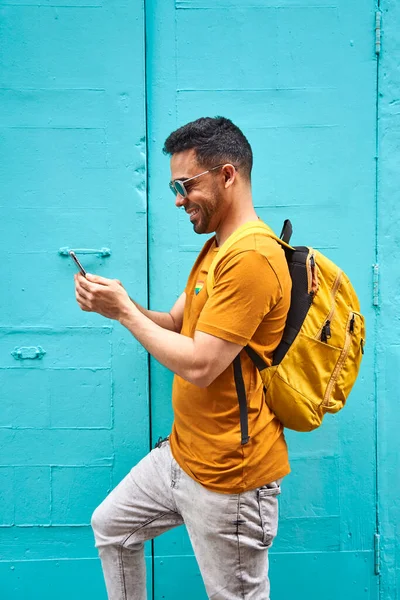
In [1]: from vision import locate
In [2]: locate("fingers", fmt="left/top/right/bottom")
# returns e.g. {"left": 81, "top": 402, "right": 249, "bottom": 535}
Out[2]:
{"left": 74, "top": 274, "right": 92, "bottom": 308}
{"left": 75, "top": 273, "right": 97, "bottom": 293}
{"left": 75, "top": 284, "right": 91, "bottom": 308}
{"left": 75, "top": 292, "right": 89, "bottom": 311}
{"left": 78, "top": 273, "right": 123, "bottom": 291}
{"left": 76, "top": 285, "right": 91, "bottom": 302}
{"left": 85, "top": 273, "right": 111, "bottom": 285}
{"left": 73, "top": 273, "right": 124, "bottom": 314}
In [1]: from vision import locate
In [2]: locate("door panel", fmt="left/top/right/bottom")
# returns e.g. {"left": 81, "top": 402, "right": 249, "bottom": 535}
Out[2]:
{"left": 147, "top": 0, "right": 378, "bottom": 598}
{"left": 0, "top": 3, "right": 150, "bottom": 598}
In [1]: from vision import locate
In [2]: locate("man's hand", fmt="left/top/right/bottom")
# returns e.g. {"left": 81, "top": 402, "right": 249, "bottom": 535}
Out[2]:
{"left": 74, "top": 273, "right": 133, "bottom": 321}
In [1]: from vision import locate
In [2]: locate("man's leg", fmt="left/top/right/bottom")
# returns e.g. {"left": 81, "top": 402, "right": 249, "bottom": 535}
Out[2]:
{"left": 91, "top": 440, "right": 183, "bottom": 600}
{"left": 172, "top": 458, "right": 281, "bottom": 600}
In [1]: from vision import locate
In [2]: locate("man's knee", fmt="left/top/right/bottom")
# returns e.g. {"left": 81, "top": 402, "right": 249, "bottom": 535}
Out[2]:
{"left": 91, "top": 500, "right": 113, "bottom": 543}
{"left": 91, "top": 498, "right": 144, "bottom": 553}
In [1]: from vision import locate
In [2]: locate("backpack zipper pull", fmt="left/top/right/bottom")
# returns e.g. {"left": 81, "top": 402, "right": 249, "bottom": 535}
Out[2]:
{"left": 349, "top": 314, "right": 355, "bottom": 333}
{"left": 309, "top": 254, "right": 316, "bottom": 299}
{"left": 321, "top": 320, "right": 331, "bottom": 343}
{"left": 361, "top": 339, "right": 365, "bottom": 354}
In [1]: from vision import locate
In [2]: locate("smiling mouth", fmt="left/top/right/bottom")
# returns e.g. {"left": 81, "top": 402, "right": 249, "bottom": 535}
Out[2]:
{"left": 187, "top": 208, "right": 200, "bottom": 220}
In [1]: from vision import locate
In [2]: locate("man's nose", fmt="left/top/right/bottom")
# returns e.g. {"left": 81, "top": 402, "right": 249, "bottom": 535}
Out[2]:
{"left": 175, "top": 193, "right": 186, "bottom": 209}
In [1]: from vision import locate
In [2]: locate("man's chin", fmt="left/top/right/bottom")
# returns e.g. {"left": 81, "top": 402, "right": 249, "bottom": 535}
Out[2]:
{"left": 193, "top": 219, "right": 208, "bottom": 235}
{"left": 193, "top": 224, "right": 204, "bottom": 234}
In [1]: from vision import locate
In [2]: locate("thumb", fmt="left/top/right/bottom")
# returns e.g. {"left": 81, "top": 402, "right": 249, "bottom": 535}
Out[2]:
{"left": 85, "top": 273, "right": 107, "bottom": 284}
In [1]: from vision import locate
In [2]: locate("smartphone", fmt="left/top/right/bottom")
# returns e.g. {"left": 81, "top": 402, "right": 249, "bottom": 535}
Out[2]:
{"left": 69, "top": 251, "right": 87, "bottom": 277}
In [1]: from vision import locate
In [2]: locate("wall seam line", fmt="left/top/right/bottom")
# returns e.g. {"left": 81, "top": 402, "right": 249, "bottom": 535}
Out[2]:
{"left": 143, "top": 1, "right": 155, "bottom": 597}
{"left": 374, "top": 0, "right": 382, "bottom": 594}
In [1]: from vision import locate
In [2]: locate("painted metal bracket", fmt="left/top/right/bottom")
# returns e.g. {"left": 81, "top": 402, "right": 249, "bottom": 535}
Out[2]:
{"left": 375, "top": 11, "right": 381, "bottom": 55}
{"left": 11, "top": 346, "right": 46, "bottom": 360}
{"left": 373, "top": 264, "right": 379, "bottom": 307}
{"left": 58, "top": 247, "right": 111, "bottom": 257}
{"left": 374, "top": 533, "right": 381, "bottom": 575}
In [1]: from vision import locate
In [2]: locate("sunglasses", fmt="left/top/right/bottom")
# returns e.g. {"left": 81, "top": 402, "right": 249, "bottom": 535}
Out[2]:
{"left": 169, "top": 164, "right": 237, "bottom": 198}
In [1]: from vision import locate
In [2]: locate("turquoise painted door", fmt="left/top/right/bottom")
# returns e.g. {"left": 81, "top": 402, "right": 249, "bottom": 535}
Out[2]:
{"left": 146, "top": 0, "right": 379, "bottom": 598}
{"left": 0, "top": 3, "right": 149, "bottom": 599}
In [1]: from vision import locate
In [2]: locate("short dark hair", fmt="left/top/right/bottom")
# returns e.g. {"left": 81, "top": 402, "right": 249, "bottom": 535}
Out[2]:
{"left": 163, "top": 116, "right": 253, "bottom": 180}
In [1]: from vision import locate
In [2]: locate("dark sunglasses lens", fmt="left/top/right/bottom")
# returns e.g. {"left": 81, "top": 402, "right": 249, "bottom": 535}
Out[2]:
{"left": 174, "top": 181, "right": 186, "bottom": 197}
{"left": 169, "top": 182, "right": 177, "bottom": 196}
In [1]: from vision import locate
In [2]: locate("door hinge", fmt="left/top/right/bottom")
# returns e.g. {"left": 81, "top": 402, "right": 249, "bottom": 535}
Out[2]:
{"left": 374, "top": 533, "right": 381, "bottom": 575}
{"left": 375, "top": 11, "right": 382, "bottom": 55}
{"left": 373, "top": 264, "right": 379, "bottom": 306}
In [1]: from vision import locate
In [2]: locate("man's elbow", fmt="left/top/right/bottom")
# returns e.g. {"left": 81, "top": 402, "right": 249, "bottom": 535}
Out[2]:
{"left": 193, "top": 375, "right": 211, "bottom": 389}
{"left": 187, "top": 365, "right": 214, "bottom": 388}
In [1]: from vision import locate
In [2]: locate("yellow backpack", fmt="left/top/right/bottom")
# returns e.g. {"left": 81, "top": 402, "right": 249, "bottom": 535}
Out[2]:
{"left": 206, "top": 220, "right": 365, "bottom": 437}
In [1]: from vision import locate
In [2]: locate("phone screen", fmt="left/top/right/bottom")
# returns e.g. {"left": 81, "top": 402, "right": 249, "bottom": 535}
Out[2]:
{"left": 69, "top": 251, "right": 87, "bottom": 277}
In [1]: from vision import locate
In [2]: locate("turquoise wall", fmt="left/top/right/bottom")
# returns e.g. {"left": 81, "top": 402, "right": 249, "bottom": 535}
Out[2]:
{"left": 1, "top": 0, "right": 399, "bottom": 598}
{"left": 0, "top": 1, "right": 150, "bottom": 598}
{"left": 146, "top": 0, "right": 379, "bottom": 598}
{"left": 377, "top": 0, "right": 400, "bottom": 597}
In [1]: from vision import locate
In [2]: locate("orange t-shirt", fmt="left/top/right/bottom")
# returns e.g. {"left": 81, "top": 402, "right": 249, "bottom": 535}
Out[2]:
{"left": 169, "top": 229, "right": 292, "bottom": 493}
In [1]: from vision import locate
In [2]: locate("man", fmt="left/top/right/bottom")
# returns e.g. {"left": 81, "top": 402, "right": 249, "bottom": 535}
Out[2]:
{"left": 74, "top": 116, "right": 292, "bottom": 599}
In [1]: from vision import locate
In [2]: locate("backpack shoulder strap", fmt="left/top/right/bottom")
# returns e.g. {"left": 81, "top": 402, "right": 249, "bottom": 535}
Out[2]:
{"left": 206, "top": 220, "right": 293, "bottom": 296}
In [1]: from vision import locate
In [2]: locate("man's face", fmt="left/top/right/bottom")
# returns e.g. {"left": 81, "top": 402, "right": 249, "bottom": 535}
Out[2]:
{"left": 170, "top": 150, "right": 225, "bottom": 235}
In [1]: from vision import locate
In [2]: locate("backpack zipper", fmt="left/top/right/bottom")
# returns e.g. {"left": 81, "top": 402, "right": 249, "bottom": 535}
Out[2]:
{"left": 307, "top": 251, "right": 316, "bottom": 295}
{"left": 315, "top": 269, "right": 343, "bottom": 341}
{"left": 321, "top": 320, "right": 332, "bottom": 342}
{"left": 323, "top": 312, "right": 354, "bottom": 407}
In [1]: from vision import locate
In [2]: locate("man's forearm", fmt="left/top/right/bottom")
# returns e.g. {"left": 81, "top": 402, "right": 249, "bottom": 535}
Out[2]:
{"left": 119, "top": 304, "right": 203, "bottom": 386}
{"left": 130, "top": 298, "right": 177, "bottom": 332}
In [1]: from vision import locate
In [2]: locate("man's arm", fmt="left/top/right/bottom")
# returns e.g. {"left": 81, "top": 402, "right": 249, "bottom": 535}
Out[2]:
{"left": 117, "top": 250, "right": 276, "bottom": 387}
{"left": 76, "top": 247, "right": 274, "bottom": 388}
{"left": 130, "top": 292, "right": 186, "bottom": 333}
{"left": 118, "top": 304, "right": 243, "bottom": 388}
{"left": 76, "top": 275, "right": 228, "bottom": 385}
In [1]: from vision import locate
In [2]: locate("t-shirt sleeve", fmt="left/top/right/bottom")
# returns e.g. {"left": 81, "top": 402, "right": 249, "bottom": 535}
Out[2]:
{"left": 195, "top": 250, "right": 282, "bottom": 346}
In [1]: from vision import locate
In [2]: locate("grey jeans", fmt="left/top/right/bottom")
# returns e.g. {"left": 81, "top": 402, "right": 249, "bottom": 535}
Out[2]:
{"left": 91, "top": 439, "right": 281, "bottom": 600}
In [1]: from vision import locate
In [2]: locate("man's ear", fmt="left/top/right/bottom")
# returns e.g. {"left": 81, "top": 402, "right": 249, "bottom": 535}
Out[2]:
{"left": 223, "top": 165, "right": 237, "bottom": 188}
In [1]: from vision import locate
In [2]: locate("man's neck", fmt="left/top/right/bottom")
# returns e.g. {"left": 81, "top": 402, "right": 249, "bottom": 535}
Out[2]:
{"left": 215, "top": 206, "right": 259, "bottom": 247}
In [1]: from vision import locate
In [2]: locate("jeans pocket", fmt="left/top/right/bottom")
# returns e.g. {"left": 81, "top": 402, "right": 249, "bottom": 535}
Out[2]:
{"left": 154, "top": 435, "right": 170, "bottom": 448}
{"left": 257, "top": 485, "right": 280, "bottom": 547}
